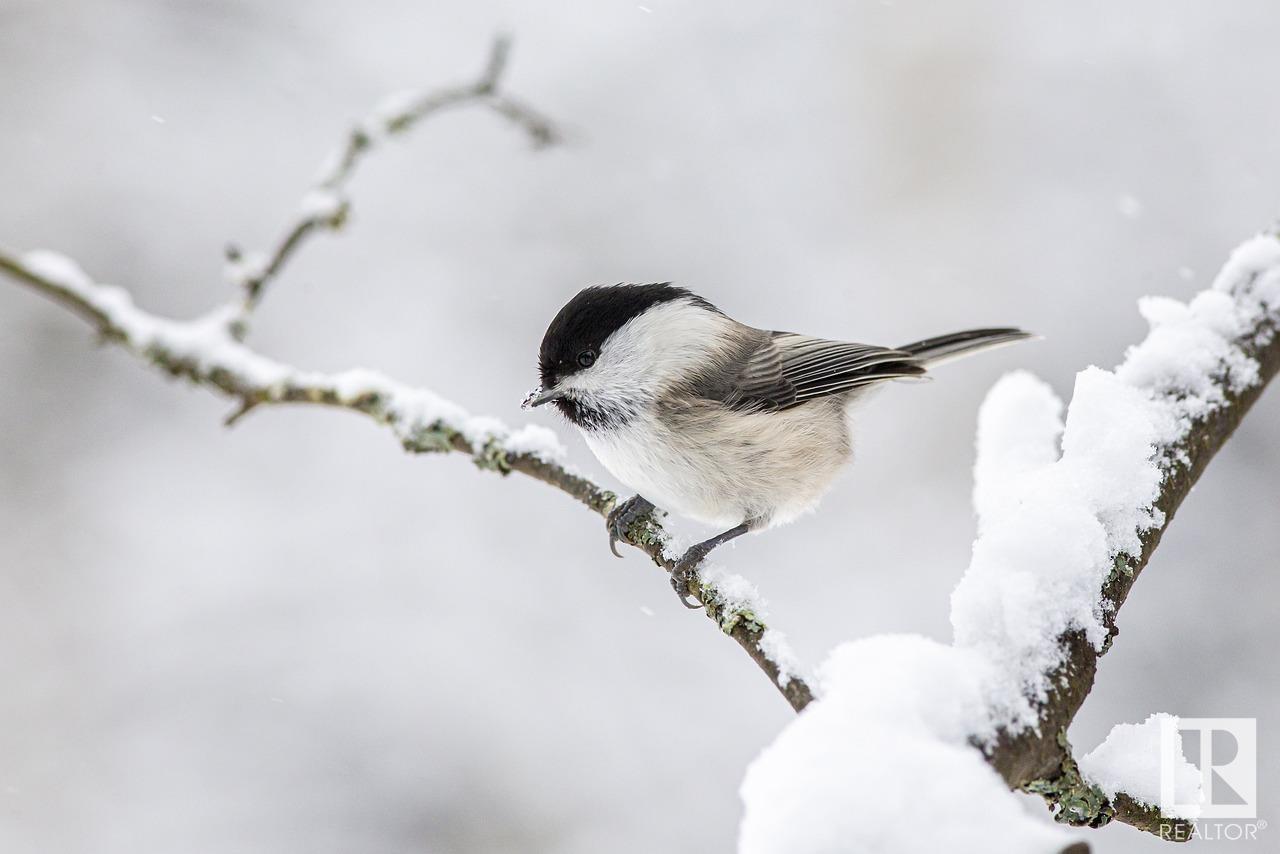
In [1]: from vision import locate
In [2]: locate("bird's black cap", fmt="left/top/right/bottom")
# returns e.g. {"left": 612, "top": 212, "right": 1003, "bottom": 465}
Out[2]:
{"left": 537, "top": 283, "right": 715, "bottom": 389}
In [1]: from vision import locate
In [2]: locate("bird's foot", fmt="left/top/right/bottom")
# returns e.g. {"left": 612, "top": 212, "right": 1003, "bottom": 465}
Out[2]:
{"left": 606, "top": 495, "right": 656, "bottom": 558}
{"left": 665, "top": 522, "right": 751, "bottom": 610}
{"left": 669, "top": 545, "right": 711, "bottom": 610}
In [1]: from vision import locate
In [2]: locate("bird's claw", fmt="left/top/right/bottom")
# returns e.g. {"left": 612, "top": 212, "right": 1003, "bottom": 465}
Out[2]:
{"left": 606, "top": 495, "right": 655, "bottom": 558}
{"left": 669, "top": 549, "right": 707, "bottom": 610}
{"left": 605, "top": 495, "right": 714, "bottom": 609}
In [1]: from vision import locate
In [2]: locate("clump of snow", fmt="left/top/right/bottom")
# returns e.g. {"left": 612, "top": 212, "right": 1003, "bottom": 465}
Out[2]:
{"left": 386, "top": 386, "right": 470, "bottom": 436}
{"left": 459, "top": 415, "right": 507, "bottom": 449}
{"left": 1115, "top": 233, "right": 1280, "bottom": 426}
{"left": 520, "top": 385, "right": 545, "bottom": 410}
{"left": 952, "top": 366, "right": 1171, "bottom": 728}
{"left": 22, "top": 249, "right": 95, "bottom": 290}
{"left": 698, "top": 566, "right": 766, "bottom": 617}
{"left": 758, "top": 629, "right": 803, "bottom": 689}
{"left": 1059, "top": 368, "right": 1173, "bottom": 555}
{"left": 739, "top": 636, "right": 1076, "bottom": 854}
{"left": 1080, "top": 713, "right": 1203, "bottom": 820}
{"left": 1118, "top": 291, "right": 1259, "bottom": 419}
{"left": 330, "top": 368, "right": 393, "bottom": 403}
{"left": 970, "top": 370, "right": 1063, "bottom": 529}
{"left": 1212, "top": 232, "right": 1280, "bottom": 309}
{"left": 500, "top": 424, "right": 566, "bottom": 462}
{"left": 297, "top": 189, "right": 346, "bottom": 222}
{"left": 149, "top": 305, "right": 296, "bottom": 388}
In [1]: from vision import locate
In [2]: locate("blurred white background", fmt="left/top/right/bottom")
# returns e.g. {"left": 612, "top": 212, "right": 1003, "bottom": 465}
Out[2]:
{"left": 1, "top": 1, "right": 1278, "bottom": 852}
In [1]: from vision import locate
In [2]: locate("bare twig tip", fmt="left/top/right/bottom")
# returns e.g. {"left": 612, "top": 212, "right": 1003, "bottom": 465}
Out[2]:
{"left": 223, "top": 399, "right": 259, "bottom": 428}
{"left": 480, "top": 34, "right": 514, "bottom": 93}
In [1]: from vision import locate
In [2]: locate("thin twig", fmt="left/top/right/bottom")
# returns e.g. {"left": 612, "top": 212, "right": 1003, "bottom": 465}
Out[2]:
{"left": 227, "top": 34, "right": 559, "bottom": 315}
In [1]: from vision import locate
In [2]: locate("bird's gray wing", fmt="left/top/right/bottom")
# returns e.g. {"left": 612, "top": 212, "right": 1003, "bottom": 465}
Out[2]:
{"left": 721, "top": 332, "right": 925, "bottom": 412}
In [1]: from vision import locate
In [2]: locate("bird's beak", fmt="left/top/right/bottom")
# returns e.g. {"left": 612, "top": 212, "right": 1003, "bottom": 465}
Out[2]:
{"left": 522, "top": 385, "right": 566, "bottom": 409}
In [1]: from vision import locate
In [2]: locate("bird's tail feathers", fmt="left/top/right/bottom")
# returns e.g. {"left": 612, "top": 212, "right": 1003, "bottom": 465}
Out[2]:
{"left": 897, "top": 328, "right": 1034, "bottom": 368}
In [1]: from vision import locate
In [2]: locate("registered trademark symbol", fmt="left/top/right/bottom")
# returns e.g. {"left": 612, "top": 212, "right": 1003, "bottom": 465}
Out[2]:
{"left": 1258, "top": 819, "right": 1268, "bottom": 831}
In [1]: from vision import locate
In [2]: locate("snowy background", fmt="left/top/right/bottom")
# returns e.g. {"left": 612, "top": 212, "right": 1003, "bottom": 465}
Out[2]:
{"left": 2, "top": 1, "right": 1278, "bottom": 852}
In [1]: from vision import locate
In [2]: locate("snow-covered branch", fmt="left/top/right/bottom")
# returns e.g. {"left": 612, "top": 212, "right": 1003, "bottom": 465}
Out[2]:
{"left": 0, "top": 245, "right": 812, "bottom": 710}
{"left": 0, "top": 39, "right": 813, "bottom": 716}
{"left": 741, "top": 231, "right": 1280, "bottom": 852}
{"left": 975, "top": 233, "right": 1280, "bottom": 832}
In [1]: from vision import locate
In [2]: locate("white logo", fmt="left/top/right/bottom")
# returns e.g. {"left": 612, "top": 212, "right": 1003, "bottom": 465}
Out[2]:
{"left": 1162, "top": 717, "right": 1257, "bottom": 819}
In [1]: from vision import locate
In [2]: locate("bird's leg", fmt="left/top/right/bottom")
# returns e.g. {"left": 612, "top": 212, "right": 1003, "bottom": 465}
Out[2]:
{"left": 670, "top": 522, "right": 751, "bottom": 609}
{"left": 606, "top": 494, "right": 656, "bottom": 558}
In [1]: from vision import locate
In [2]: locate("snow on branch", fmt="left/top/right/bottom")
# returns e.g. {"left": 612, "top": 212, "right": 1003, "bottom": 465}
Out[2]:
{"left": 740, "top": 231, "right": 1280, "bottom": 852}
{"left": 0, "top": 39, "right": 813, "bottom": 717}
{"left": 1078, "top": 714, "right": 1203, "bottom": 825}
{"left": 978, "top": 233, "right": 1280, "bottom": 833}
{"left": 0, "top": 246, "right": 811, "bottom": 711}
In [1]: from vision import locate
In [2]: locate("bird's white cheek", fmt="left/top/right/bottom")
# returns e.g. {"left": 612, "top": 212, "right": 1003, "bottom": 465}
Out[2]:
{"left": 562, "top": 361, "right": 630, "bottom": 399}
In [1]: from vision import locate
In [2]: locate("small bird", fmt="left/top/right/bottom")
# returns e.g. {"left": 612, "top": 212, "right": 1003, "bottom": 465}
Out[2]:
{"left": 526, "top": 283, "right": 1030, "bottom": 607}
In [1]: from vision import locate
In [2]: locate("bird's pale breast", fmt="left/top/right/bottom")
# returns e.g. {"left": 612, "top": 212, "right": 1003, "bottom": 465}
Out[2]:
{"left": 583, "top": 396, "right": 854, "bottom": 530}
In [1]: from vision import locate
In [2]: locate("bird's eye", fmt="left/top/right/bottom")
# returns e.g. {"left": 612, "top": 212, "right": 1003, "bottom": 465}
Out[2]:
{"left": 576, "top": 350, "right": 597, "bottom": 368}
